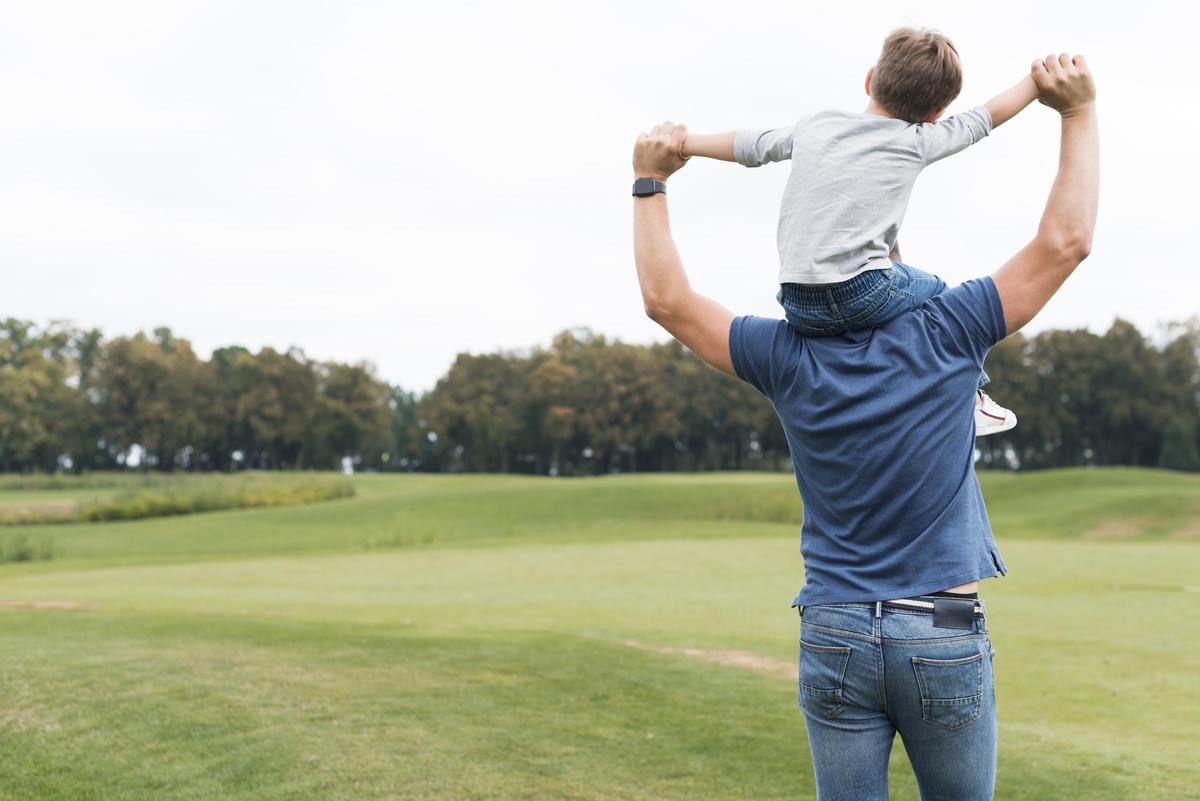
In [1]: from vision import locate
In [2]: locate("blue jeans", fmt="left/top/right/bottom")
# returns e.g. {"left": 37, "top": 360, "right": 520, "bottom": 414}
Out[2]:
{"left": 798, "top": 602, "right": 997, "bottom": 801}
{"left": 778, "top": 262, "right": 989, "bottom": 387}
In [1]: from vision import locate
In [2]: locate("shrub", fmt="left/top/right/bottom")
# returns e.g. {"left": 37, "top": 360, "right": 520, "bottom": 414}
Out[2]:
{"left": 0, "top": 474, "right": 355, "bottom": 526}
{"left": 0, "top": 533, "right": 56, "bottom": 563}
{"left": 78, "top": 476, "right": 355, "bottom": 523}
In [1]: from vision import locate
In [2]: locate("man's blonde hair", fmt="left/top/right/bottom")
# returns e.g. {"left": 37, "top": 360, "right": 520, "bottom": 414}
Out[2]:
{"left": 870, "top": 27, "right": 963, "bottom": 123}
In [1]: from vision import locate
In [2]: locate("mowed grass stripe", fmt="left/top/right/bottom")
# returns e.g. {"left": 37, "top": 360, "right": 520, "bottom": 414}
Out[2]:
{"left": 0, "top": 468, "right": 1197, "bottom": 576}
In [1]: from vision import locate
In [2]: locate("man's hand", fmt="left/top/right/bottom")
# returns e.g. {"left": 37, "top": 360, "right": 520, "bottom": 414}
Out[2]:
{"left": 1032, "top": 54, "right": 1096, "bottom": 117}
{"left": 633, "top": 121, "right": 690, "bottom": 180}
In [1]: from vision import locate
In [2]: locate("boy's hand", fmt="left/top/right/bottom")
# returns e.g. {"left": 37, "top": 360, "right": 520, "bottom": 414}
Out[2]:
{"left": 1032, "top": 54, "right": 1095, "bottom": 117}
{"left": 633, "top": 122, "right": 690, "bottom": 181}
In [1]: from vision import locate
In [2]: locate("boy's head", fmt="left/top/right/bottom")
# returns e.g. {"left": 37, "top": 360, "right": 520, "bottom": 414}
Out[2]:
{"left": 867, "top": 27, "right": 962, "bottom": 123}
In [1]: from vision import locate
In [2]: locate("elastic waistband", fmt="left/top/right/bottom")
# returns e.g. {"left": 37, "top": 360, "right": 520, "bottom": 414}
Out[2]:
{"left": 779, "top": 265, "right": 891, "bottom": 305}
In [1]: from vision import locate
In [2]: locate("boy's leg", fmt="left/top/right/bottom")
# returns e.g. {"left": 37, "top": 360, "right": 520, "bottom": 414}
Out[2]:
{"left": 892, "top": 262, "right": 989, "bottom": 389}
{"left": 887, "top": 261, "right": 947, "bottom": 305}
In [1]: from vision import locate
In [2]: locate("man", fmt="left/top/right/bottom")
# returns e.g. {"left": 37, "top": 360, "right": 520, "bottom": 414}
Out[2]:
{"left": 630, "top": 54, "right": 1097, "bottom": 800}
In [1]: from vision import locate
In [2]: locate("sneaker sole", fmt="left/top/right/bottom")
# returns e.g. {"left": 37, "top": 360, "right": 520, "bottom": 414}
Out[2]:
{"left": 975, "top": 415, "right": 1017, "bottom": 437}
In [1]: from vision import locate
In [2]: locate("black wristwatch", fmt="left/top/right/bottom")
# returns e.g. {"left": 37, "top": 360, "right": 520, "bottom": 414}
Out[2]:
{"left": 632, "top": 177, "right": 667, "bottom": 197}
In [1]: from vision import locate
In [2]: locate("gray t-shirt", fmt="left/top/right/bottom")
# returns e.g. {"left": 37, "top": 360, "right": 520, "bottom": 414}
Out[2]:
{"left": 734, "top": 107, "right": 993, "bottom": 285}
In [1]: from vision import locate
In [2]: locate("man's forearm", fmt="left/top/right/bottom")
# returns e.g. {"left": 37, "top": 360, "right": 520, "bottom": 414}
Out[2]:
{"left": 985, "top": 75, "right": 1039, "bottom": 128}
{"left": 1038, "top": 105, "right": 1099, "bottom": 253}
{"left": 993, "top": 100, "right": 1098, "bottom": 334}
{"left": 681, "top": 131, "right": 736, "bottom": 161}
{"left": 633, "top": 194, "right": 690, "bottom": 316}
{"left": 630, "top": 121, "right": 737, "bottom": 374}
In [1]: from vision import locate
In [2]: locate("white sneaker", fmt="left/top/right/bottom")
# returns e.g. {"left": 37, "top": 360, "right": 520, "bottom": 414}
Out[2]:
{"left": 975, "top": 390, "right": 1016, "bottom": 437}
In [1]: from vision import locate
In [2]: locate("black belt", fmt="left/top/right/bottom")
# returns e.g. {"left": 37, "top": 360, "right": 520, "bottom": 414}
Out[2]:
{"left": 797, "top": 595, "right": 986, "bottom": 630}
{"left": 883, "top": 595, "right": 984, "bottom": 629}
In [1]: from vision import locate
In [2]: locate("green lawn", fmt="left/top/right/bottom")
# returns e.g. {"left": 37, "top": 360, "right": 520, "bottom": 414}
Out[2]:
{"left": 1, "top": 468, "right": 1198, "bottom": 800}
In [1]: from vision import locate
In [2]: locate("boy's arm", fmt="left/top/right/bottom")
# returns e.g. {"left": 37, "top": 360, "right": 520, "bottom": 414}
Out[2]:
{"left": 684, "top": 126, "right": 794, "bottom": 166}
{"left": 919, "top": 106, "right": 992, "bottom": 164}
{"left": 680, "top": 131, "right": 736, "bottom": 161}
{"left": 921, "top": 72, "right": 1040, "bottom": 164}
{"left": 985, "top": 75, "right": 1040, "bottom": 128}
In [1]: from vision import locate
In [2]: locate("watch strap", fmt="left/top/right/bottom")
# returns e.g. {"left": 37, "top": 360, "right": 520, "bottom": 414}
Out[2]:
{"left": 632, "top": 177, "right": 667, "bottom": 197}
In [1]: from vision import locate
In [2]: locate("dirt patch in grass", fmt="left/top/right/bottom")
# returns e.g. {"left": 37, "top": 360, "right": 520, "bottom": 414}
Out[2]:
{"left": 623, "top": 639, "right": 796, "bottom": 680}
{"left": 1168, "top": 520, "right": 1200, "bottom": 541}
{"left": 1082, "top": 520, "right": 1143, "bottom": 540}
{"left": 0, "top": 599, "right": 90, "bottom": 610}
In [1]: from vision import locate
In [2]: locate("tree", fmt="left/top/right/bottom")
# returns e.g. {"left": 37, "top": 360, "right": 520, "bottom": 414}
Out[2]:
{"left": 230, "top": 348, "right": 318, "bottom": 469}
{"left": 1159, "top": 419, "right": 1200, "bottom": 471}
{"left": 388, "top": 386, "right": 420, "bottom": 470}
{"left": 312, "top": 362, "right": 393, "bottom": 470}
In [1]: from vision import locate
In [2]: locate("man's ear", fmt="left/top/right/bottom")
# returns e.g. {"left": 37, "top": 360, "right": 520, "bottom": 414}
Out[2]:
{"left": 864, "top": 67, "right": 874, "bottom": 97}
{"left": 923, "top": 108, "right": 945, "bottom": 123}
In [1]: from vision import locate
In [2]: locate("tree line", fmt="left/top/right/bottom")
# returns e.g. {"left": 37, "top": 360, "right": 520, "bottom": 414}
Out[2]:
{"left": 1, "top": 317, "right": 1198, "bottom": 475}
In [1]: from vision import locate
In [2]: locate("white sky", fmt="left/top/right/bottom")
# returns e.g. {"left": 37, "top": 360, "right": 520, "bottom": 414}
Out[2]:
{"left": 2, "top": 0, "right": 1197, "bottom": 392}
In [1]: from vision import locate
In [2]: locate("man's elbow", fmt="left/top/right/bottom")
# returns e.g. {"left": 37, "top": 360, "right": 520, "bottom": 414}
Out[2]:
{"left": 643, "top": 298, "right": 674, "bottom": 324}
{"left": 1070, "top": 234, "right": 1094, "bottom": 262}
{"left": 1042, "top": 229, "right": 1094, "bottom": 266}
{"left": 1061, "top": 232, "right": 1093, "bottom": 264}
{"left": 642, "top": 289, "right": 685, "bottom": 324}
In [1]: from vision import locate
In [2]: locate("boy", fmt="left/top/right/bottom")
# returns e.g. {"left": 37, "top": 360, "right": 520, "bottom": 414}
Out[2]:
{"left": 682, "top": 27, "right": 1038, "bottom": 435}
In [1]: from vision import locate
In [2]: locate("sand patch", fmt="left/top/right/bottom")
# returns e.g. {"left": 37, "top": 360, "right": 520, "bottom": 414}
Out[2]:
{"left": 0, "top": 599, "right": 89, "bottom": 610}
{"left": 623, "top": 639, "right": 796, "bottom": 680}
{"left": 1168, "top": 520, "right": 1200, "bottom": 541}
{"left": 1082, "top": 520, "right": 1142, "bottom": 540}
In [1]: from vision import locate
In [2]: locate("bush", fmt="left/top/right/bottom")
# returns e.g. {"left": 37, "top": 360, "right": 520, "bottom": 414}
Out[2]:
{"left": 78, "top": 476, "right": 355, "bottom": 523}
{"left": 0, "top": 533, "right": 56, "bottom": 562}
{"left": 0, "top": 474, "right": 355, "bottom": 526}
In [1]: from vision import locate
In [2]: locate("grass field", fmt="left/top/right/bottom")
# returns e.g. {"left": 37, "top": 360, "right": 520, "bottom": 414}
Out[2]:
{"left": 0, "top": 468, "right": 1198, "bottom": 800}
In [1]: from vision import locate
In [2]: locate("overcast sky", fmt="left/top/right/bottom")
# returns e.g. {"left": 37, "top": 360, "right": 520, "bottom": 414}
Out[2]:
{"left": 3, "top": 0, "right": 1196, "bottom": 392}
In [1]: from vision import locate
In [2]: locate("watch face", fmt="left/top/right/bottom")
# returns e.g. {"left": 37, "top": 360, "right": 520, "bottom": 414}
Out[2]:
{"left": 633, "top": 178, "right": 663, "bottom": 196}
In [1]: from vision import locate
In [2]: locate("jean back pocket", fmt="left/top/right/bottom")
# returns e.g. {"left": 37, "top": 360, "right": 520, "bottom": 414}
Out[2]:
{"left": 911, "top": 651, "right": 984, "bottom": 731}
{"left": 798, "top": 640, "right": 851, "bottom": 719}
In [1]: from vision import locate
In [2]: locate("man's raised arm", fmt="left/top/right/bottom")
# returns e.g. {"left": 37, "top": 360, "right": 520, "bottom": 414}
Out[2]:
{"left": 633, "top": 122, "right": 737, "bottom": 376}
{"left": 993, "top": 54, "right": 1099, "bottom": 335}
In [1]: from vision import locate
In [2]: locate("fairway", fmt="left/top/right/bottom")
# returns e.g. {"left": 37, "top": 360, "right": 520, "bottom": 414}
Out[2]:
{"left": 1, "top": 469, "right": 1198, "bottom": 800}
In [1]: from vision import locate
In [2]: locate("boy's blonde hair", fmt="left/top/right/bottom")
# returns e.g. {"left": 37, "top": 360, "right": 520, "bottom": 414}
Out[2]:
{"left": 871, "top": 27, "right": 962, "bottom": 123}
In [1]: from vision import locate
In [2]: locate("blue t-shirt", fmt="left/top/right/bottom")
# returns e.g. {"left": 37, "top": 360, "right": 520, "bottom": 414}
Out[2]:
{"left": 730, "top": 277, "right": 1009, "bottom": 606}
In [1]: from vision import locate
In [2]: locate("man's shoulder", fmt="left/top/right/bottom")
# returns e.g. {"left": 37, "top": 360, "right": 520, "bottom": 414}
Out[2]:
{"left": 924, "top": 277, "right": 1003, "bottom": 319}
{"left": 915, "top": 277, "right": 1007, "bottom": 353}
{"left": 730, "top": 315, "right": 794, "bottom": 360}
{"left": 728, "top": 315, "right": 797, "bottom": 395}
